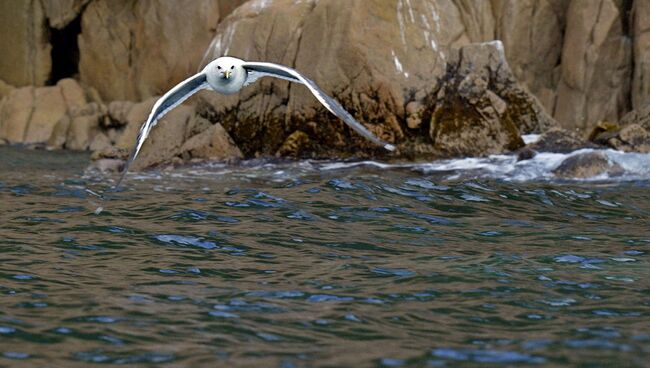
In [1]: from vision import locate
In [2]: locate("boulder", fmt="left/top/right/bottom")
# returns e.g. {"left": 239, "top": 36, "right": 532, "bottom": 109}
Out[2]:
{"left": 79, "top": 0, "right": 246, "bottom": 101}
{"left": 553, "top": 151, "right": 624, "bottom": 179}
{"left": 428, "top": 41, "right": 556, "bottom": 157}
{"left": 0, "top": 0, "right": 51, "bottom": 87}
{"left": 0, "top": 79, "right": 14, "bottom": 100}
{"left": 528, "top": 127, "right": 598, "bottom": 153}
{"left": 179, "top": 122, "right": 243, "bottom": 161}
{"left": 589, "top": 105, "right": 650, "bottom": 153}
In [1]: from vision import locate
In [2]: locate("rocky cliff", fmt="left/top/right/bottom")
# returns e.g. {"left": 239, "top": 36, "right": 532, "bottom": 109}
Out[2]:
{"left": 0, "top": 0, "right": 649, "bottom": 170}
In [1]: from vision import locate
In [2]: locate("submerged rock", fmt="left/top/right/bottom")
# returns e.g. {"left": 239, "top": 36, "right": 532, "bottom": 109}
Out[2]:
{"left": 553, "top": 152, "right": 624, "bottom": 179}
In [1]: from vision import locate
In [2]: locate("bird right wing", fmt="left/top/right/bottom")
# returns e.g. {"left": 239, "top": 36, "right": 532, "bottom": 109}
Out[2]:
{"left": 242, "top": 61, "right": 396, "bottom": 152}
{"left": 114, "top": 72, "right": 209, "bottom": 190}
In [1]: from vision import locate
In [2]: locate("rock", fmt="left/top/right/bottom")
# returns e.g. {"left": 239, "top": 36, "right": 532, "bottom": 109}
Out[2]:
{"left": 528, "top": 127, "right": 598, "bottom": 153}
{"left": 90, "top": 158, "right": 125, "bottom": 173}
{"left": 23, "top": 86, "right": 68, "bottom": 144}
{"left": 632, "top": 0, "right": 650, "bottom": 108}
{"left": 428, "top": 41, "right": 556, "bottom": 157}
{"left": 516, "top": 146, "right": 537, "bottom": 161}
{"left": 276, "top": 130, "right": 311, "bottom": 157}
{"left": 0, "top": 87, "right": 34, "bottom": 143}
{"left": 179, "top": 122, "right": 243, "bottom": 160}
{"left": 57, "top": 78, "right": 87, "bottom": 110}
{"left": 89, "top": 131, "right": 112, "bottom": 152}
{"left": 65, "top": 113, "right": 101, "bottom": 150}
{"left": 554, "top": 0, "right": 632, "bottom": 129}
{"left": 115, "top": 98, "right": 195, "bottom": 170}
{"left": 107, "top": 101, "right": 135, "bottom": 127}
{"left": 79, "top": 0, "right": 246, "bottom": 101}
{"left": 493, "top": 0, "right": 569, "bottom": 113}
{"left": 0, "top": 79, "right": 14, "bottom": 100}
{"left": 553, "top": 151, "right": 624, "bottom": 179}
{"left": 0, "top": 0, "right": 51, "bottom": 87}
{"left": 588, "top": 105, "right": 650, "bottom": 153}
{"left": 201, "top": 1, "right": 555, "bottom": 158}
{"left": 91, "top": 145, "right": 129, "bottom": 161}
{"left": 42, "top": 0, "right": 90, "bottom": 29}
{"left": 588, "top": 121, "right": 621, "bottom": 145}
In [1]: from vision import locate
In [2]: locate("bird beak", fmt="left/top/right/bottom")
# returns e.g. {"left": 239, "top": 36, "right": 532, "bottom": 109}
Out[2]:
{"left": 224, "top": 70, "right": 232, "bottom": 79}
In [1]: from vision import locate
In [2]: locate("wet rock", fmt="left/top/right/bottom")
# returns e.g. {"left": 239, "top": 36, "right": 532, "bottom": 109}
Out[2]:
{"left": 107, "top": 101, "right": 135, "bottom": 127}
{"left": 516, "top": 146, "right": 537, "bottom": 161}
{"left": 429, "top": 41, "right": 555, "bottom": 157}
{"left": 90, "top": 158, "right": 125, "bottom": 173}
{"left": 553, "top": 151, "right": 624, "bottom": 179}
{"left": 588, "top": 105, "right": 650, "bottom": 153}
{"left": 179, "top": 123, "right": 243, "bottom": 161}
{"left": 89, "top": 131, "right": 112, "bottom": 152}
{"left": 528, "top": 127, "right": 597, "bottom": 153}
{"left": 79, "top": 0, "right": 245, "bottom": 101}
{"left": 276, "top": 131, "right": 311, "bottom": 157}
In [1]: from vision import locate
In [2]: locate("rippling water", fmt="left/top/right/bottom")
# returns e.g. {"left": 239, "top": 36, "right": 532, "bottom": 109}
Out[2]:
{"left": 1, "top": 146, "right": 649, "bottom": 367}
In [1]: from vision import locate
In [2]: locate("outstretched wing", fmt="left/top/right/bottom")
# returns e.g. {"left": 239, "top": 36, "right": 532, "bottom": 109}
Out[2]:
{"left": 241, "top": 62, "right": 396, "bottom": 152}
{"left": 114, "top": 72, "right": 209, "bottom": 190}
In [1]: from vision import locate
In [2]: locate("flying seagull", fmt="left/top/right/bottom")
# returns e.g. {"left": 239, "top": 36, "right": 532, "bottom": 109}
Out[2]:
{"left": 114, "top": 56, "right": 396, "bottom": 189}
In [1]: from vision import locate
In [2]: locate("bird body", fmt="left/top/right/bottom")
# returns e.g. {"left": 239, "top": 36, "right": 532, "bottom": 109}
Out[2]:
{"left": 115, "top": 56, "right": 395, "bottom": 189}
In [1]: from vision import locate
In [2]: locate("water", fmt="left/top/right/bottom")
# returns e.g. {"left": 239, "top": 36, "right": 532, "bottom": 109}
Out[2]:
{"left": 1, "top": 146, "right": 649, "bottom": 367}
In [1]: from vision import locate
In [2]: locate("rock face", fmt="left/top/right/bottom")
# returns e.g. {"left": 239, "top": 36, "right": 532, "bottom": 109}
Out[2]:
{"left": 0, "top": 78, "right": 94, "bottom": 146}
{"left": 78, "top": 0, "right": 245, "bottom": 101}
{"left": 554, "top": 0, "right": 632, "bottom": 130}
{"left": 632, "top": 0, "right": 650, "bottom": 109}
{"left": 0, "top": 0, "right": 51, "bottom": 87}
{"left": 199, "top": 0, "right": 554, "bottom": 158}
{"left": 553, "top": 151, "right": 624, "bottom": 179}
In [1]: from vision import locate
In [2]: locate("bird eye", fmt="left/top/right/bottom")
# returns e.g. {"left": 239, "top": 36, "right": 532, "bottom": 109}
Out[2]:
{"left": 217, "top": 66, "right": 221, "bottom": 70}
{"left": 230, "top": 65, "right": 234, "bottom": 70}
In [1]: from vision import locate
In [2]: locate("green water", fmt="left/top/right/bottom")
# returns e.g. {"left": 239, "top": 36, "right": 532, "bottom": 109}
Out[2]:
{"left": 0, "top": 146, "right": 649, "bottom": 367}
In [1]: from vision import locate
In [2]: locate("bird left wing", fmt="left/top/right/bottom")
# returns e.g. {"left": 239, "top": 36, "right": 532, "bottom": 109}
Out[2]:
{"left": 114, "top": 72, "right": 209, "bottom": 190}
{"left": 241, "top": 61, "right": 396, "bottom": 152}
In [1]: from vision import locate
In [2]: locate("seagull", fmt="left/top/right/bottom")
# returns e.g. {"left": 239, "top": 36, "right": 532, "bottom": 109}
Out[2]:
{"left": 114, "top": 56, "right": 396, "bottom": 189}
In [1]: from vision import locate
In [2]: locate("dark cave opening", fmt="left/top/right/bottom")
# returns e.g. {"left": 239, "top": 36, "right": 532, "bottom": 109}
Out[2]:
{"left": 47, "top": 15, "right": 81, "bottom": 85}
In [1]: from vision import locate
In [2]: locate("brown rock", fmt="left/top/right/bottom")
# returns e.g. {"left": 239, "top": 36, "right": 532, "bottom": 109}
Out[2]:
{"left": 115, "top": 98, "right": 195, "bottom": 170}
{"left": 200, "top": 0, "right": 502, "bottom": 157}
{"left": 66, "top": 114, "right": 101, "bottom": 150}
{"left": 42, "top": 0, "right": 90, "bottom": 29}
{"left": 428, "top": 41, "right": 556, "bottom": 157}
{"left": 553, "top": 151, "right": 624, "bottom": 179}
{"left": 91, "top": 158, "right": 125, "bottom": 173}
{"left": 632, "top": 0, "right": 650, "bottom": 108}
{"left": 554, "top": 0, "right": 632, "bottom": 129}
{"left": 107, "top": 101, "right": 135, "bottom": 127}
{"left": 0, "top": 87, "right": 34, "bottom": 143}
{"left": 529, "top": 127, "right": 597, "bottom": 153}
{"left": 0, "top": 79, "right": 14, "bottom": 100}
{"left": 275, "top": 130, "right": 311, "bottom": 157}
{"left": 590, "top": 105, "right": 650, "bottom": 152}
{"left": 89, "top": 132, "right": 112, "bottom": 153}
{"left": 57, "top": 78, "right": 87, "bottom": 110}
{"left": 0, "top": 0, "right": 51, "bottom": 87}
{"left": 180, "top": 122, "right": 243, "bottom": 160}
{"left": 493, "top": 0, "right": 569, "bottom": 113}
{"left": 24, "top": 86, "right": 68, "bottom": 143}
{"left": 79, "top": 0, "right": 245, "bottom": 101}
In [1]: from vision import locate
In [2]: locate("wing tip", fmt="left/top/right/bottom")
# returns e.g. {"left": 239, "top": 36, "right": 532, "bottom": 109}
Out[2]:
{"left": 384, "top": 143, "right": 396, "bottom": 152}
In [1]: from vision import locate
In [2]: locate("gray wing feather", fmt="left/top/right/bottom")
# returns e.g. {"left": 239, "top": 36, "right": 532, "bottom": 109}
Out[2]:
{"left": 114, "top": 72, "right": 209, "bottom": 190}
{"left": 242, "top": 62, "right": 395, "bottom": 152}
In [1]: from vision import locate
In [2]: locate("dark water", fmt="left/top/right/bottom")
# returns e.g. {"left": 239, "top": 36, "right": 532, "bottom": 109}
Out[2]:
{"left": 1, "top": 146, "right": 649, "bottom": 367}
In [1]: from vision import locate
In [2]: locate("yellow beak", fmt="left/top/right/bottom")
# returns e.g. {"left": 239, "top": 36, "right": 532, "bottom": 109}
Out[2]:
{"left": 224, "top": 70, "right": 232, "bottom": 79}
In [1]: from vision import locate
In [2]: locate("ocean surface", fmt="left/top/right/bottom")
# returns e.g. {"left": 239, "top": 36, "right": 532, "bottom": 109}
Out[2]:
{"left": 1, "top": 145, "right": 649, "bottom": 367}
